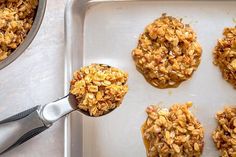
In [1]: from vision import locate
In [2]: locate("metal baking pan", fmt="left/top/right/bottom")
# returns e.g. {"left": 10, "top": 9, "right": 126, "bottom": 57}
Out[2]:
{"left": 0, "top": 0, "right": 47, "bottom": 70}
{"left": 64, "top": 0, "right": 236, "bottom": 156}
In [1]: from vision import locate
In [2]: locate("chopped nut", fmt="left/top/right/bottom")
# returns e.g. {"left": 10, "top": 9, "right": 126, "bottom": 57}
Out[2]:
{"left": 88, "top": 85, "right": 98, "bottom": 92}
{"left": 212, "top": 107, "right": 236, "bottom": 157}
{"left": 0, "top": 0, "right": 38, "bottom": 61}
{"left": 194, "top": 143, "right": 200, "bottom": 151}
{"left": 141, "top": 102, "right": 204, "bottom": 157}
{"left": 132, "top": 14, "right": 202, "bottom": 88}
{"left": 213, "top": 27, "right": 236, "bottom": 88}
{"left": 173, "top": 144, "right": 180, "bottom": 153}
{"left": 70, "top": 64, "right": 128, "bottom": 117}
{"left": 188, "top": 125, "right": 195, "bottom": 131}
{"left": 231, "top": 59, "right": 236, "bottom": 70}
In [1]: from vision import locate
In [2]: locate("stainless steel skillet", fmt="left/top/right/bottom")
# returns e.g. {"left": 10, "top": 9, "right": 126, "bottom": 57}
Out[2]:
{"left": 0, "top": 0, "right": 47, "bottom": 70}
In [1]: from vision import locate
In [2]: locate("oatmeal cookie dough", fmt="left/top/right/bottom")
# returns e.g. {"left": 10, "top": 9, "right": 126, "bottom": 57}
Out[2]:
{"left": 213, "top": 27, "right": 236, "bottom": 88}
{"left": 142, "top": 102, "right": 204, "bottom": 157}
{"left": 212, "top": 107, "right": 236, "bottom": 157}
{"left": 0, "top": 0, "right": 38, "bottom": 61}
{"left": 70, "top": 64, "right": 128, "bottom": 117}
{"left": 132, "top": 14, "right": 202, "bottom": 88}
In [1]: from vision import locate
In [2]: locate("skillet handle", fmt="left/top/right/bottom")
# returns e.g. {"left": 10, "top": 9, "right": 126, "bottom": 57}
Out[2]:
{"left": 0, "top": 106, "right": 50, "bottom": 154}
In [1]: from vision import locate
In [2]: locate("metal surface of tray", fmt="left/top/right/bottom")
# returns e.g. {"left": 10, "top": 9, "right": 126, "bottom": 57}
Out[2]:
{"left": 64, "top": 0, "right": 236, "bottom": 156}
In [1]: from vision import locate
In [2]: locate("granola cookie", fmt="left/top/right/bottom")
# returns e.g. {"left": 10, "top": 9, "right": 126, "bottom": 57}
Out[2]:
{"left": 132, "top": 14, "right": 202, "bottom": 88}
{"left": 70, "top": 64, "right": 128, "bottom": 117}
{"left": 213, "top": 27, "right": 236, "bottom": 88}
{"left": 0, "top": 0, "right": 38, "bottom": 61}
{"left": 142, "top": 102, "right": 204, "bottom": 157}
{"left": 212, "top": 107, "right": 236, "bottom": 157}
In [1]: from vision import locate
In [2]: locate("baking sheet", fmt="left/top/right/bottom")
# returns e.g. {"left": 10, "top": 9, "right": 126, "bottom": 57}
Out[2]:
{"left": 65, "top": 0, "right": 236, "bottom": 157}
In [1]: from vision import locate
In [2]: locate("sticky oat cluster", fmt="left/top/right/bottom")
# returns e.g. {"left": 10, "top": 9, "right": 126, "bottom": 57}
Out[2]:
{"left": 132, "top": 14, "right": 202, "bottom": 88}
{"left": 0, "top": 0, "right": 38, "bottom": 61}
{"left": 70, "top": 64, "right": 128, "bottom": 117}
{"left": 213, "top": 27, "right": 236, "bottom": 88}
{"left": 142, "top": 102, "right": 204, "bottom": 157}
{"left": 212, "top": 107, "right": 236, "bottom": 157}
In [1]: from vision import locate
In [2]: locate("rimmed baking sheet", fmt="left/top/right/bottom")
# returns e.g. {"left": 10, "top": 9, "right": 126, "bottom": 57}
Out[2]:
{"left": 64, "top": 0, "right": 236, "bottom": 156}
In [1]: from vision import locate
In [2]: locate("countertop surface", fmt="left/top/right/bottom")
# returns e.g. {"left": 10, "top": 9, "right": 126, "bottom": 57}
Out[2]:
{"left": 0, "top": 0, "right": 66, "bottom": 156}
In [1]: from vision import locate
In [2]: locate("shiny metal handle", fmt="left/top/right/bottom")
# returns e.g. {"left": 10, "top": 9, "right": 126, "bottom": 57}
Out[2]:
{"left": 0, "top": 106, "right": 49, "bottom": 154}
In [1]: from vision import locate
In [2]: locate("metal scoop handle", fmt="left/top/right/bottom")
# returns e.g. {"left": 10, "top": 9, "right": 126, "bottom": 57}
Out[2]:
{"left": 0, "top": 106, "right": 48, "bottom": 154}
{"left": 0, "top": 95, "right": 74, "bottom": 154}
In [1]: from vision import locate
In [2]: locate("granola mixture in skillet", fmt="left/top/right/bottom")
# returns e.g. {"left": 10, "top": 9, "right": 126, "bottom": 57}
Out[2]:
{"left": 212, "top": 107, "right": 236, "bottom": 157}
{"left": 142, "top": 102, "right": 204, "bottom": 157}
{"left": 132, "top": 14, "right": 202, "bottom": 88}
{"left": 0, "top": 0, "right": 38, "bottom": 61}
{"left": 70, "top": 64, "right": 128, "bottom": 117}
{"left": 213, "top": 27, "right": 236, "bottom": 88}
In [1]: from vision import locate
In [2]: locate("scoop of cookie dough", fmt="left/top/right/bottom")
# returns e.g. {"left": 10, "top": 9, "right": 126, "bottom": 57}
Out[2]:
{"left": 70, "top": 64, "right": 128, "bottom": 117}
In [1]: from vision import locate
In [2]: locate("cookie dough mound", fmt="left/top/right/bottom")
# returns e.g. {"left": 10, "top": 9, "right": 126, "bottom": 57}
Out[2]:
{"left": 132, "top": 14, "right": 202, "bottom": 88}
{"left": 213, "top": 27, "right": 236, "bottom": 88}
{"left": 212, "top": 107, "right": 236, "bottom": 157}
{"left": 142, "top": 102, "right": 204, "bottom": 157}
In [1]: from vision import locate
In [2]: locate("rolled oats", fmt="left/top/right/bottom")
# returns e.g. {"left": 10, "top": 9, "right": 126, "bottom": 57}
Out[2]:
{"left": 212, "top": 107, "right": 236, "bottom": 157}
{"left": 142, "top": 102, "right": 204, "bottom": 157}
{"left": 70, "top": 64, "right": 128, "bottom": 117}
{"left": 0, "top": 0, "right": 38, "bottom": 61}
{"left": 132, "top": 14, "right": 202, "bottom": 88}
{"left": 213, "top": 27, "right": 236, "bottom": 88}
